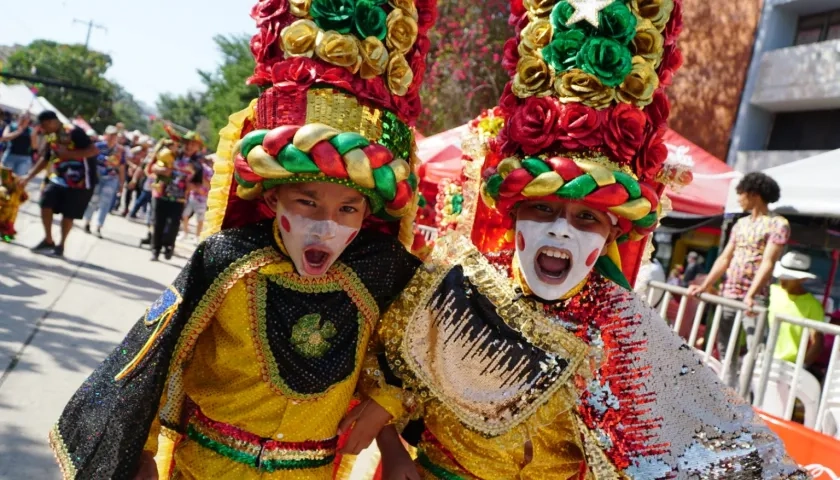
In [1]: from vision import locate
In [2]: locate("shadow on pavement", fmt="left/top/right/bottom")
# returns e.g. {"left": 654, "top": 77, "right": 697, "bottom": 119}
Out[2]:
{"left": 0, "top": 424, "right": 57, "bottom": 478}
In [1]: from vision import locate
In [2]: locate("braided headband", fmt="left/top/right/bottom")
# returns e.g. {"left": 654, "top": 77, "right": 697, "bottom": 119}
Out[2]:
{"left": 234, "top": 123, "right": 417, "bottom": 220}
{"left": 480, "top": 155, "right": 660, "bottom": 241}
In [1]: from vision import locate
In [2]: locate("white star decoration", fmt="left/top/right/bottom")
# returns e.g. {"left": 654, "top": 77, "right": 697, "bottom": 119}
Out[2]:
{"left": 565, "top": 0, "right": 614, "bottom": 28}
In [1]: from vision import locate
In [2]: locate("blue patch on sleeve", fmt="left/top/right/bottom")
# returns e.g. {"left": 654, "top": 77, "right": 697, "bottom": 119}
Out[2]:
{"left": 145, "top": 287, "right": 182, "bottom": 326}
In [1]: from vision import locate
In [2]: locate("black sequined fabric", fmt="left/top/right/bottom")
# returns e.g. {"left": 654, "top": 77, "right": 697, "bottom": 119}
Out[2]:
{"left": 51, "top": 220, "right": 419, "bottom": 479}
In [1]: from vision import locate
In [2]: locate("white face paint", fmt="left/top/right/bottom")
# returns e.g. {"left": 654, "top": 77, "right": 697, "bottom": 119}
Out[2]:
{"left": 515, "top": 218, "right": 609, "bottom": 301}
{"left": 276, "top": 206, "right": 360, "bottom": 277}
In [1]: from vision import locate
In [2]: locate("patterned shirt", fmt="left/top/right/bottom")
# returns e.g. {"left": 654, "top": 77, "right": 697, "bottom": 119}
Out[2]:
{"left": 46, "top": 125, "right": 98, "bottom": 189}
{"left": 94, "top": 141, "right": 127, "bottom": 179}
{"left": 721, "top": 214, "right": 790, "bottom": 300}
{"left": 156, "top": 154, "right": 203, "bottom": 203}
{"left": 188, "top": 164, "right": 214, "bottom": 204}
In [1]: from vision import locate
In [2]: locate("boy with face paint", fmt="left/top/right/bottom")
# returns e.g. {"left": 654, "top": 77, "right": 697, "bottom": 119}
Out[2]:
{"left": 48, "top": 0, "right": 438, "bottom": 478}
{"left": 358, "top": 1, "right": 808, "bottom": 477}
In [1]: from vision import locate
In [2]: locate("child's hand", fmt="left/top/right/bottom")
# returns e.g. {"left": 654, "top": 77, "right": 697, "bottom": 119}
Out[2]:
{"left": 378, "top": 425, "right": 420, "bottom": 480}
{"left": 132, "top": 451, "right": 158, "bottom": 480}
{"left": 381, "top": 450, "right": 421, "bottom": 480}
{"left": 337, "top": 399, "right": 393, "bottom": 455}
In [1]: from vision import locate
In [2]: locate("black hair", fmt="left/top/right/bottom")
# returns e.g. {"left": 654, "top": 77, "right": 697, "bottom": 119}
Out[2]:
{"left": 37, "top": 110, "right": 59, "bottom": 123}
{"left": 735, "top": 172, "right": 781, "bottom": 204}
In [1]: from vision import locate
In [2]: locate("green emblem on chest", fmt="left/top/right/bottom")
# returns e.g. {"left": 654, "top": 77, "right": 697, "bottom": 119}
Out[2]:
{"left": 291, "top": 313, "right": 337, "bottom": 358}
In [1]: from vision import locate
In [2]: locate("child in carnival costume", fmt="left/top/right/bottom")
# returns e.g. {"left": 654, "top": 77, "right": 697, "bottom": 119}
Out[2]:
{"left": 48, "top": 0, "right": 437, "bottom": 477}
{"left": 0, "top": 167, "right": 28, "bottom": 241}
{"left": 361, "top": 0, "right": 809, "bottom": 477}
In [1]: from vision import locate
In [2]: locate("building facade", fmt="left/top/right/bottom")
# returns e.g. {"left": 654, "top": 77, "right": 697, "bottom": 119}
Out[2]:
{"left": 729, "top": 0, "right": 840, "bottom": 171}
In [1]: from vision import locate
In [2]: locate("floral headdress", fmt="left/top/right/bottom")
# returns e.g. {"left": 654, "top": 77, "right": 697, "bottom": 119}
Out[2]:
{"left": 203, "top": 0, "right": 438, "bottom": 248}
{"left": 459, "top": 0, "right": 686, "bottom": 288}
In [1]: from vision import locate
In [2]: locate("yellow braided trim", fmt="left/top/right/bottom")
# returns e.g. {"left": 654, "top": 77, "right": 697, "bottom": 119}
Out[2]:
{"left": 395, "top": 147, "right": 420, "bottom": 249}
{"left": 49, "top": 424, "right": 77, "bottom": 480}
{"left": 202, "top": 99, "right": 258, "bottom": 240}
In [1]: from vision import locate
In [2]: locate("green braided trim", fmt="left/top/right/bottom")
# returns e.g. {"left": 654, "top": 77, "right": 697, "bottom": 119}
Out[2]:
{"left": 416, "top": 451, "right": 468, "bottom": 480}
{"left": 186, "top": 424, "right": 334, "bottom": 472}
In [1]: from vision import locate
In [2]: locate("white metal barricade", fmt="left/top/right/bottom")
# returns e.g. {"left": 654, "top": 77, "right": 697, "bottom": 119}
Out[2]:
{"left": 647, "top": 281, "right": 767, "bottom": 398}
{"left": 755, "top": 314, "right": 840, "bottom": 437}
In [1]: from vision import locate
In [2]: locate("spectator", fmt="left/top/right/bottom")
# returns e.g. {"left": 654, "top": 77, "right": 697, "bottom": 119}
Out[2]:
{"left": 667, "top": 265, "right": 684, "bottom": 286}
{"left": 688, "top": 172, "right": 789, "bottom": 387}
{"left": 83, "top": 126, "right": 126, "bottom": 237}
{"left": 770, "top": 251, "right": 824, "bottom": 366}
{"left": 682, "top": 251, "right": 704, "bottom": 287}
{"left": 18, "top": 111, "right": 99, "bottom": 257}
{"left": 121, "top": 144, "right": 148, "bottom": 216}
{"left": 1, "top": 114, "right": 38, "bottom": 177}
{"left": 180, "top": 156, "right": 213, "bottom": 242}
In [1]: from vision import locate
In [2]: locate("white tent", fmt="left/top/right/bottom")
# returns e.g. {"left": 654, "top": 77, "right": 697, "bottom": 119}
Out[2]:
{"left": 33, "top": 96, "right": 71, "bottom": 125}
{"left": 724, "top": 148, "right": 840, "bottom": 218}
{"left": 0, "top": 83, "right": 37, "bottom": 113}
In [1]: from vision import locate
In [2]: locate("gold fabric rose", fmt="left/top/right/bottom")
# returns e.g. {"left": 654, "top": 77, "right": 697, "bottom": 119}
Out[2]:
{"left": 512, "top": 54, "right": 554, "bottom": 98}
{"left": 632, "top": 18, "right": 664, "bottom": 67}
{"left": 315, "top": 31, "right": 362, "bottom": 73}
{"left": 523, "top": 0, "right": 557, "bottom": 17}
{"left": 387, "top": 52, "right": 414, "bottom": 96}
{"left": 386, "top": 9, "right": 419, "bottom": 55}
{"left": 281, "top": 19, "right": 320, "bottom": 58}
{"left": 359, "top": 36, "right": 390, "bottom": 79}
{"left": 290, "top": 0, "right": 311, "bottom": 17}
{"left": 554, "top": 69, "right": 616, "bottom": 109}
{"left": 630, "top": 0, "right": 674, "bottom": 31}
{"left": 617, "top": 56, "right": 659, "bottom": 106}
{"left": 518, "top": 18, "right": 553, "bottom": 56}
{"left": 389, "top": 0, "right": 419, "bottom": 21}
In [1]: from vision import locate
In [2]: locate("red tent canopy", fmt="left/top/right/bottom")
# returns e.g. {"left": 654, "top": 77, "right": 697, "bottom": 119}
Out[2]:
{"left": 415, "top": 126, "right": 734, "bottom": 217}
{"left": 661, "top": 129, "right": 735, "bottom": 217}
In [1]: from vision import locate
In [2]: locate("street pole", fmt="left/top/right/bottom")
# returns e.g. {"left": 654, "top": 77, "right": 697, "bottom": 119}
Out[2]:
{"left": 73, "top": 19, "right": 107, "bottom": 49}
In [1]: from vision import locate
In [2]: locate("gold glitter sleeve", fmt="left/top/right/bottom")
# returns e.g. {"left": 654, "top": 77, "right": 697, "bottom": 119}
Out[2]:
{"left": 357, "top": 343, "right": 419, "bottom": 430}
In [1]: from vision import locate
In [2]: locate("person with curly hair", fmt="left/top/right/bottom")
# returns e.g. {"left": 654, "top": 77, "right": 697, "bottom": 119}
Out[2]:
{"left": 689, "top": 171, "right": 789, "bottom": 387}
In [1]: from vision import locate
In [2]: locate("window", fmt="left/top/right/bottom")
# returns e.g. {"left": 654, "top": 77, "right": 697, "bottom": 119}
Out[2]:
{"left": 767, "top": 110, "right": 840, "bottom": 151}
{"left": 795, "top": 10, "right": 840, "bottom": 45}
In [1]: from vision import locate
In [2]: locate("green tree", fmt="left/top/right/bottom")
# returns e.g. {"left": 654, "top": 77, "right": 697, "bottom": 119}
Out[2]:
{"left": 4, "top": 40, "right": 115, "bottom": 128}
{"left": 153, "top": 34, "right": 258, "bottom": 149}
{"left": 108, "top": 85, "right": 151, "bottom": 132}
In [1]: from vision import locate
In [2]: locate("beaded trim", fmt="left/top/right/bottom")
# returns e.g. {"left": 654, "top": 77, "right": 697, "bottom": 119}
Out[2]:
{"left": 187, "top": 407, "right": 337, "bottom": 472}
{"left": 48, "top": 424, "right": 77, "bottom": 480}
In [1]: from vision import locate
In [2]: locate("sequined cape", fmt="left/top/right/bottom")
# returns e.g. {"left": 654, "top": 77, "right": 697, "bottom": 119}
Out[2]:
{"left": 379, "top": 235, "right": 809, "bottom": 479}
{"left": 49, "top": 220, "right": 420, "bottom": 480}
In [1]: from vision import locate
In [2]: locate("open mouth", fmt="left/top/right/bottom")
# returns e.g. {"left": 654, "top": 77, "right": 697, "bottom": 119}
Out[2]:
{"left": 302, "top": 246, "right": 333, "bottom": 276}
{"left": 535, "top": 247, "right": 572, "bottom": 284}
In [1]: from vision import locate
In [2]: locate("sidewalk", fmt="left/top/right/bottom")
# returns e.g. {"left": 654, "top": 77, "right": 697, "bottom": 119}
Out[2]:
{"left": 0, "top": 186, "right": 194, "bottom": 478}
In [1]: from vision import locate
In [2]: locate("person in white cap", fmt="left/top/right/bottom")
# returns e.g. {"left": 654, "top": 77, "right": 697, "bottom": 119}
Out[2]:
{"left": 770, "top": 251, "right": 825, "bottom": 365}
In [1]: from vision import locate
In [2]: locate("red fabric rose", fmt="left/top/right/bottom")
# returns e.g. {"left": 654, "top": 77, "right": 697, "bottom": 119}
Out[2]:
{"left": 416, "top": 0, "right": 438, "bottom": 34}
{"left": 354, "top": 77, "right": 394, "bottom": 113}
{"left": 658, "top": 44, "right": 683, "bottom": 87}
{"left": 511, "top": 0, "right": 525, "bottom": 17}
{"left": 271, "top": 57, "right": 323, "bottom": 90}
{"left": 634, "top": 128, "right": 668, "bottom": 182}
{"left": 491, "top": 123, "right": 519, "bottom": 157}
{"left": 407, "top": 50, "right": 427, "bottom": 96}
{"left": 499, "top": 82, "right": 520, "bottom": 116}
{"left": 393, "top": 93, "right": 422, "bottom": 125}
{"left": 506, "top": 97, "right": 564, "bottom": 155}
{"left": 645, "top": 89, "right": 670, "bottom": 130}
{"left": 320, "top": 66, "right": 354, "bottom": 92}
{"left": 664, "top": 0, "right": 683, "bottom": 46}
{"left": 250, "top": 28, "right": 278, "bottom": 65}
{"left": 557, "top": 104, "right": 603, "bottom": 150}
{"left": 603, "top": 104, "right": 648, "bottom": 163}
{"left": 513, "top": 12, "right": 530, "bottom": 35}
{"left": 414, "top": 34, "right": 432, "bottom": 57}
{"left": 251, "top": 0, "right": 288, "bottom": 27}
{"left": 502, "top": 38, "right": 520, "bottom": 77}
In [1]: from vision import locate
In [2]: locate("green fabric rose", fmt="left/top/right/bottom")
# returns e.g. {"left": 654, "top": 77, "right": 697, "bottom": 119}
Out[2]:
{"left": 598, "top": 1, "right": 637, "bottom": 45}
{"left": 550, "top": 1, "right": 594, "bottom": 35}
{"left": 576, "top": 37, "right": 633, "bottom": 87}
{"left": 310, "top": 0, "right": 356, "bottom": 34}
{"left": 354, "top": 0, "right": 388, "bottom": 40}
{"left": 542, "top": 29, "right": 587, "bottom": 73}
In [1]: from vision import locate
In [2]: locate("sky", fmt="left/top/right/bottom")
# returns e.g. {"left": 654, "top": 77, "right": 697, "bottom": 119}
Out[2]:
{"left": 0, "top": 0, "right": 256, "bottom": 109}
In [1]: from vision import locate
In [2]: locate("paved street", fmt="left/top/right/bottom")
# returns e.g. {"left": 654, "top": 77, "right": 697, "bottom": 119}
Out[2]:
{"left": 0, "top": 184, "right": 193, "bottom": 479}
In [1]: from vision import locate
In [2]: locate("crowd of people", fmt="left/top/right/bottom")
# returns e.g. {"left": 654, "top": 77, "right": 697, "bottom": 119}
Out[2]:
{"left": 0, "top": 111, "right": 212, "bottom": 260}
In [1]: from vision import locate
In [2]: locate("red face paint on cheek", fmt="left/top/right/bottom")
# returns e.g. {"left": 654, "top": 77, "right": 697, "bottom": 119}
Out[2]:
{"left": 517, "top": 232, "right": 526, "bottom": 251}
{"left": 280, "top": 215, "right": 291, "bottom": 233}
{"left": 345, "top": 231, "right": 358, "bottom": 245}
{"left": 586, "top": 248, "right": 600, "bottom": 267}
